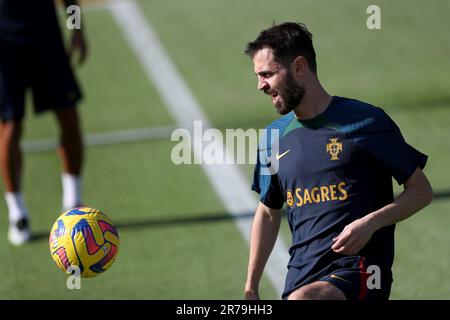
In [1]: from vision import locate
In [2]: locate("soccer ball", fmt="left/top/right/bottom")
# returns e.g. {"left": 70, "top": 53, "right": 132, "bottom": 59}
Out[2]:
{"left": 49, "top": 207, "right": 120, "bottom": 278}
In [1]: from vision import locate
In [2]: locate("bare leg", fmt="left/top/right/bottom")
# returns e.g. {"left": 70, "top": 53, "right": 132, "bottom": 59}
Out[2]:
{"left": 0, "top": 121, "right": 30, "bottom": 244}
{"left": 55, "top": 107, "right": 84, "bottom": 210}
{"left": 0, "top": 121, "right": 23, "bottom": 192}
{"left": 288, "top": 281, "right": 346, "bottom": 300}
{"left": 54, "top": 107, "right": 83, "bottom": 174}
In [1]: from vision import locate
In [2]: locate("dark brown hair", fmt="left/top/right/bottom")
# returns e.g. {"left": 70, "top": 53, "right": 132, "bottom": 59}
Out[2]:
{"left": 245, "top": 22, "right": 317, "bottom": 73}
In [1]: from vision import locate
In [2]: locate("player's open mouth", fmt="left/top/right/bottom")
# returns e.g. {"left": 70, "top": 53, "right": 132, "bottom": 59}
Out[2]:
{"left": 271, "top": 93, "right": 279, "bottom": 103}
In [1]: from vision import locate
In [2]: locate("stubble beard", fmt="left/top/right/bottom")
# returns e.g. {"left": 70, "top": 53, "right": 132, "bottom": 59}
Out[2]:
{"left": 275, "top": 72, "right": 305, "bottom": 115}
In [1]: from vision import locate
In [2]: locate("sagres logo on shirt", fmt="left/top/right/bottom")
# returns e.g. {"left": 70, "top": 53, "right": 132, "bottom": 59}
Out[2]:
{"left": 286, "top": 182, "right": 348, "bottom": 207}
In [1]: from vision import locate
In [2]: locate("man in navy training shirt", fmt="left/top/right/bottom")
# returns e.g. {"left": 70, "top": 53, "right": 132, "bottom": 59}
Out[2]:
{"left": 244, "top": 22, "right": 433, "bottom": 300}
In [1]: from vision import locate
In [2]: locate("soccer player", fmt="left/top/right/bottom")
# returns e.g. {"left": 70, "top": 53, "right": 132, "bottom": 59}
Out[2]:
{"left": 244, "top": 22, "right": 433, "bottom": 300}
{"left": 0, "top": 0, "right": 87, "bottom": 245}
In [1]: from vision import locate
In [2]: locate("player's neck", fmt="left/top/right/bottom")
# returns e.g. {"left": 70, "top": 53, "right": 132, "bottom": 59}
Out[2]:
{"left": 293, "top": 82, "right": 332, "bottom": 120}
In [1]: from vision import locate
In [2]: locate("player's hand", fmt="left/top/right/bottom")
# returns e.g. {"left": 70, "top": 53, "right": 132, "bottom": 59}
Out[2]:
{"left": 245, "top": 291, "right": 260, "bottom": 300}
{"left": 244, "top": 288, "right": 260, "bottom": 300}
{"left": 331, "top": 217, "right": 375, "bottom": 255}
{"left": 68, "top": 29, "right": 88, "bottom": 65}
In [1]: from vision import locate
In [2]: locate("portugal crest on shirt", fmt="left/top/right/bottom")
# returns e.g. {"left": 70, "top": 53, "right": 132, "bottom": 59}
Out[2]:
{"left": 286, "top": 190, "right": 294, "bottom": 207}
{"left": 326, "top": 138, "right": 343, "bottom": 161}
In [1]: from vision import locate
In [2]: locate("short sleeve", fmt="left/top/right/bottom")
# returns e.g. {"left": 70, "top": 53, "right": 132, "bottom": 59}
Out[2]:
{"left": 252, "top": 148, "right": 285, "bottom": 209}
{"left": 359, "top": 111, "right": 428, "bottom": 185}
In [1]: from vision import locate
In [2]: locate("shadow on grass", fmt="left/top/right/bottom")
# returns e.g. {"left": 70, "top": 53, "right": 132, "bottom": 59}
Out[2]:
{"left": 31, "top": 211, "right": 255, "bottom": 242}
{"left": 31, "top": 189, "right": 450, "bottom": 242}
{"left": 434, "top": 190, "right": 450, "bottom": 200}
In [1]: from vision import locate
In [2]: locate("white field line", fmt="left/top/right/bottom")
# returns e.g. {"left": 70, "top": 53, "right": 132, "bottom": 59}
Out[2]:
{"left": 109, "top": 0, "right": 289, "bottom": 297}
{"left": 22, "top": 125, "right": 175, "bottom": 153}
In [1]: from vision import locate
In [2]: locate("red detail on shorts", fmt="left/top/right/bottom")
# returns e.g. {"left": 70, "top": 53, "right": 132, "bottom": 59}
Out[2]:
{"left": 358, "top": 256, "right": 368, "bottom": 300}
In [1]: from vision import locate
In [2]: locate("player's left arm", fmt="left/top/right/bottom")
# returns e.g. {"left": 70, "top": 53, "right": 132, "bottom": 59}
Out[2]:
{"left": 332, "top": 167, "right": 433, "bottom": 255}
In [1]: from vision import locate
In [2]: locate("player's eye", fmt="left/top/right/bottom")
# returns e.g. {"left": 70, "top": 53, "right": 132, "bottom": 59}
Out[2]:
{"left": 259, "top": 72, "right": 273, "bottom": 79}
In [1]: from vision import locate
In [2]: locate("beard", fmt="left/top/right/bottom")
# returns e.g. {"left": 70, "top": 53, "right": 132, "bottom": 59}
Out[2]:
{"left": 274, "top": 72, "right": 305, "bottom": 115}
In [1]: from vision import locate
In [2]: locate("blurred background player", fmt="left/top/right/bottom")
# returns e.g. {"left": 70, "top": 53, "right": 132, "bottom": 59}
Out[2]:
{"left": 0, "top": 0, "right": 87, "bottom": 245}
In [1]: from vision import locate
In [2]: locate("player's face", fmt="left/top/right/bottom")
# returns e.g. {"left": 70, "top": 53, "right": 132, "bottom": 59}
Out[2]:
{"left": 253, "top": 48, "right": 305, "bottom": 115}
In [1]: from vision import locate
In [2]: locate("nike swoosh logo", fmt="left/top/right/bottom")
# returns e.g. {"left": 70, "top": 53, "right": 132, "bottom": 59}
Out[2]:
{"left": 275, "top": 149, "right": 291, "bottom": 160}
{"left": 330, "top": 274, "right": 351, "bottom": 284}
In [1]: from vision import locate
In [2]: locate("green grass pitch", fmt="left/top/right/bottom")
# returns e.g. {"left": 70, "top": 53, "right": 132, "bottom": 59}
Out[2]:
{"left": 0, "top": 0, "right": 449, "bottom": 299}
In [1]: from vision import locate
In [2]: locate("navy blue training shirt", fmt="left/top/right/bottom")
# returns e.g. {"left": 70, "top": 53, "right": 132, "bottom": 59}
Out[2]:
{"left": 252, "top": 96, "right": 428, "bottom": 296}
{"left": 0, "top": 0, "right": 60, "bottom": 45}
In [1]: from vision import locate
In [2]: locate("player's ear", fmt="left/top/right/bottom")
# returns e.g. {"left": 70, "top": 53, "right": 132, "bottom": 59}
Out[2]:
{"left": 291, "top": 56, "right": 307, "bottom": 77}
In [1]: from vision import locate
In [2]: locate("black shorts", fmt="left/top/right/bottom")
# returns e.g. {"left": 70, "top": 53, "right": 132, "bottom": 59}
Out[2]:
{"left": 0, "top": 35, "right": 82, "bottom": 121}
{"left": 283, "top": 255, "right": 393, "bottom": 300}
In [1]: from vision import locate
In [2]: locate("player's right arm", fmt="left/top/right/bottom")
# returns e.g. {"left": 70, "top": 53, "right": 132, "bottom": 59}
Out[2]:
{"left": 245, "top": 201, "right": 281, "bottom": 300}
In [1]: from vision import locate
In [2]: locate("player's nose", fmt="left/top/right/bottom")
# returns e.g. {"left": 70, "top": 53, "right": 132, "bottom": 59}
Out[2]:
{"left": 257, "top": 78, "right": 269, "bottom": 92}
